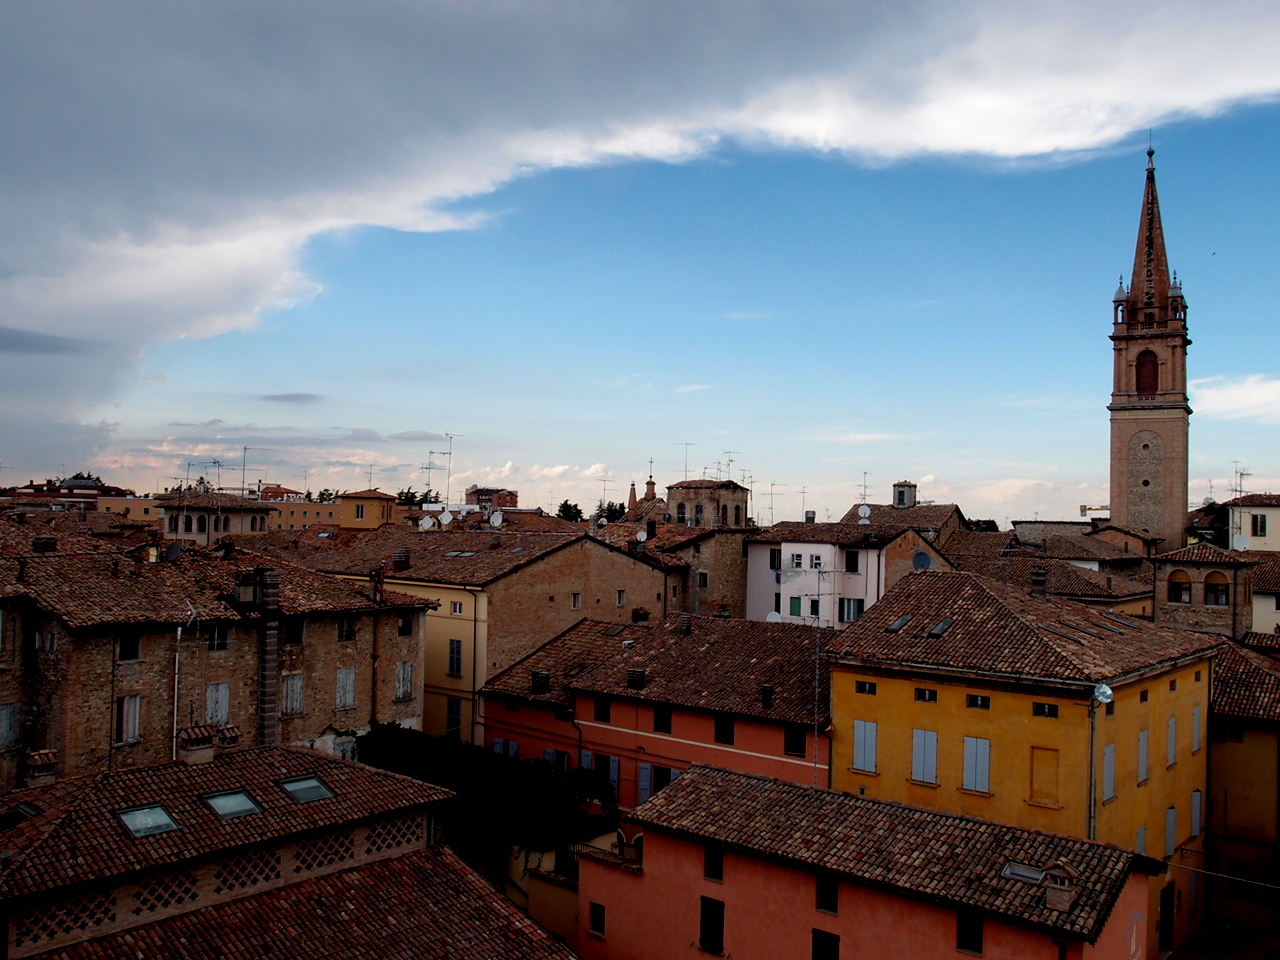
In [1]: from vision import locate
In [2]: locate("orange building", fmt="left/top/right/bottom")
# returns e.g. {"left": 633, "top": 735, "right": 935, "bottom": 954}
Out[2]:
{"left": 576, "top": 765, "right": 1164, "bottom": 960}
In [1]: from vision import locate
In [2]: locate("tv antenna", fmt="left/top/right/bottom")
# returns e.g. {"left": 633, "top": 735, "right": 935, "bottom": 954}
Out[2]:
{"left": 860, "top": 471, "right": 872, "bottom": 503}
{"left": 670, "top": 442, "right": 695, "bottom": 480}
{"left": 444, "top": 433, "right": 461, "bottom": 507}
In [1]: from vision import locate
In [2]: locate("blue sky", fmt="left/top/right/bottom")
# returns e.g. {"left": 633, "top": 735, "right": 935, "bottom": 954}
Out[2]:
{"left": 3, "top": 2, "right": 1279, "bottom": 524}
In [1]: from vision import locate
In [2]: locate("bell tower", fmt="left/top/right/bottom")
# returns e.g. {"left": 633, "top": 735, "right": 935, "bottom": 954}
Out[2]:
{"left": 1108, "top": 149, "right": 1191, "bottom": 548}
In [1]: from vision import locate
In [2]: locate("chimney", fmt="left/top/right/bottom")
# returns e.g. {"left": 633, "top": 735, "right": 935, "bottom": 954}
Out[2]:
{"left": 627, "top": 668, "right": 647, "bottom": 690}
{"left": 31, "top": 536, "right": 56, "bottom": 554}
{"left": 1030, "top": 566, "right": 1048, "bottom": 600}
{"left": 761, "top": 684, "right": 775, "bottom": 709}
{"left": 892, "top": 481, "right": 918, "bottom": 509}
{"left": 1041, "top": 861, "right": 1081, "bottom": 912}
{"left": 24, "top": 749, "right": 58, "bottom": 787}
{"left": 588, "top": 519, "right": 598, "bottom": 537}
{"left": 216, "top": 724, "right": 242, "bottom": 751}
{"left": 531, "top": 669, "right": 552, "bottom": 695}
{"left": 393, "top": 546, "right": 411, "bottom": 571}
{"left": 177, "top": 724, "right": 218, "bottom": 764}
{"left": 645, "top": 477, "right": 656, "bottom": 501}
{"left": 680, "top": 614, "right": 692, "bottom": 636}
{"left": 490, "top": 536, "right": 502, "bottom": 550}
{"left": 804, "top": 511, "right": 816, "bottom": 524}
{"left": 258, "top": 568, "right": 281, "bottom": 746}
{"left": 628, "top": 483, "right": 638, "bottom": 511}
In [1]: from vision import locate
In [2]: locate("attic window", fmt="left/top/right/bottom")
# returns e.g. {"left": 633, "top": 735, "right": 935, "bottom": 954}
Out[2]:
{"left": 510, "top": 546, "right": 524, "bottom": 553}
{"left": 445, "top": 551, "right": 460, "bottom": 557}
{"left": 1000, "top": 862, "right": 1046, "bottom": 884}
{"left": 566, "top": 665, "right": 589, "bottom": 678}
{"left": 317, "top": 531, "right": 334, "bottom": 539}
{"left": 605, "top": 624, "right": 627, "bottom": 637}
{"left": 0, "top": 801, "right": 41, "bottom": 831}
{"left": 203, "top": 789, "right": 263, "bottom": 820}
{"left": 458, "top": 551, "right": 476, "bottom": 557}
{"left": 886, "top": 614, "right": 913, "bottom": 633}
{"left": 280, "top": 775, "right": 335, "bottom": 804}
{"left": 928, "top": 618, "right": 955, "bottom": 638}
{"left": 117, "top": 804, "right": 180, "bottom": 838}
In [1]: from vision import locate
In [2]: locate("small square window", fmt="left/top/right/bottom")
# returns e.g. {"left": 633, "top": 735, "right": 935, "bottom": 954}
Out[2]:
{"left": 1032, "top": 702, "right": 1058, "bottom": 718}
{"left": 653, "top": 705, "right": 672, "bottom": 734}
{"left": 810, "top": 555, "right": 822, "bottom": 570}
{"left": 1195, "top": 670, "right": 1202, "bottom": 682}
{"left": 815, "top": 873, "right": 839, "bottom": 914}
{"left": 398, "top": 613, "right": 414, "bottom": 637}
{"left": 714, "top": 715, "right": 736, "bottom": 745}
{"left": 698, "top": 572, "right": 709, "bottom": 589}
{"left": 117, "top": 635, "right": 141, "bottom": 661}
{"left": 1105, "top": 701, "right": 1116, "bottom": 716}
{"left": 616, "top": 589, "right": 626, "bottom": 606}
{"left": 206, "top": 624, "right": 230, "bottom": 651}
{"left": 450, "top": 601, "right": 464, "bottom": 616}
{"left": 1169, "top": 679, "right": 1177, "bottom": 692}
{"left": 571, "top": 592, "right": 582, "bottom": 610}
{"left": 594, "top": 696, "right": 612, "bottom": 723}
{"left": 967, "top": 694, "right": 990, "bottom": 710}
{"left": 1140, "top": 689, "right": 1149, "bottom": 703}
{"left": 704, "top": 843, "right": 725, "bottom": 881}
{"left": 203, "top": 790, "right": 263, "bottom": 820}
{"left": 117, "top": 804, "right": 179, "bottom": 838}
{"left": 914, "top": 688, "right": 937, "bottom": 703}
{"left": 588, "top": 901, "right": 606, "bottom": 938}
{"left": 784, "top": 724, "right": 807, "bottom": 757}
{"left": 855, "top": 681, "right": 877, "bottom": 696}
{"left": 790, "top": 553, "right": 803, "bottom": 569}
{"left": 809, "top": 598, "right": 819, "bottom": 618}
{"left": 280, "top": 775, "right": 335, "bottom": 804}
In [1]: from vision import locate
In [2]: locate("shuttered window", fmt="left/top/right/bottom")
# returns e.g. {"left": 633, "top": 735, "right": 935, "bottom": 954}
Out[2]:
{"left": 638, "top": 763, "right": 653, "bottom": 803}
{"left": 1103, "top": 744, "right": 1116, "bottom": 800}
{"left": 1168, "top": 716, "right": 1178, "bottom": 766}
{"left": 963, "top": 737, "right": 991, "bottom": 793}
{"left": 395, "top": 660, "right": 415, "bottom": 701}
{"left": 0, "top": 702, "right": 21, "bottom": 751}
{"left": 1191, "top": 790, "right": 1202, "bottom": 837}
{"left": 911, "top": 729, "right": 938, "bottom": 783}
{"left": 336, "top": 667, "right": 357, "bottom": 709}
{"left": 1029, "top": 747, "right": 1059, "bottom": 805}
{"left": 1138, "top": 729, "right": 1149, "bottom": 783}
{"left": 853, "top": 720, "right": 877, "bottom": 773}
{"left": 1166, "top": 806, "right": 1178, "bottom": 856}
{"left": 1192, "top": 705, "right": 1202, "bottom": 752}
{"left": 205, "top": 682, "right": 230, "bottom": 726}
{"left": 281, "top": 674, "right": 304, "bottom": 716}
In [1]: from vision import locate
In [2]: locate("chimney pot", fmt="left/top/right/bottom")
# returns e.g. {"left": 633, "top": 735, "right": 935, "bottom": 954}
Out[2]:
{"left": 627, "top": 668, "right": 647, "bottom": 690}
{"left": 804, "top": 511, "right": 816, "bottom": 524}
{"left": 1029, "top": 566, "right": 1048, "bottom": 600}
{"left": 680, "top": 614, "right": 692, "bottom": 636}
{"left": 761, "top": 684, "right": 775, "bottom": 709}
{"left": 531, "top": 669, "right": 552, "bottom": 695}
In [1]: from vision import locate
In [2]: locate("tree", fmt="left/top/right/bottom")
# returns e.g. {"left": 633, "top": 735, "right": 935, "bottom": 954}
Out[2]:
{"left": 418, "top": 488, "right": 442, "bottom": 505}
{"left": 590, "top": 500, "right": 626, "bottom": 523}
{"left": 59, "top": 471, "right": 103, "bottom": 485}
{"left": 314, "top": 488, "right": 338, "bottom": 503}
{"left": 396, "top": 487, "right": 419, "bottom": 507}
{"left": 556, "top": 500, "right": 583, "bottom": 522}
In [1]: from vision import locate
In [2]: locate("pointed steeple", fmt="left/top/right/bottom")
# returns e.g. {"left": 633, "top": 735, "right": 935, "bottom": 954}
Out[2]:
{"left": 628, "top": 482, "right": 637, "bottom": 511}
{"left": 1126, "top": 148, "right": 1173, "bottom": 317}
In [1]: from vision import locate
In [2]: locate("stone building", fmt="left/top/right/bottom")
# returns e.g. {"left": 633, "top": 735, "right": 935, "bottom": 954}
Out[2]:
{"left": 1151, "top": 543, "right": 1256, "bottom": 639}
{"left": 1108, "top": 149, "right": 1192, "bottom": 549}
{"left": 667, "top": 479, "right": 750, "bottom": 529}
{"left": 160, "top": 492, "right": 277, "bottom": 543}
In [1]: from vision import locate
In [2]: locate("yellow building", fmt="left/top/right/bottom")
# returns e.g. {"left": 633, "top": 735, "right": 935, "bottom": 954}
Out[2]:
{"left": 827, "top": 570, "right": 1221, "bottom": 956}
{"left": 336, "top": 488, "right": 397, "bottom": 528}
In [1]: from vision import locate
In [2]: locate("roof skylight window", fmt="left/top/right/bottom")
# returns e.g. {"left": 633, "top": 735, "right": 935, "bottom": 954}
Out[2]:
{"left": 445, "top": 551, "right": 460, "bottom": 557}
{"left": 203, "top": 789, "right": 263, "bottom": 820}
{"left": 117, "top": 804, "right": 180, "bottom": 838}
{"left": 0, "top": 801, "right": 42, "bottom": 831}
{"left": 280, "top": 775, "right": 335, "bottom": 804}
{"left": 1000, "top": 862, "right": 1046, "bottom": 884}
{"left": 928, "top": 618, "right": 956, "bottom": 638}
{"left": 886, "top": 614, "right": 914, "bottom": 633}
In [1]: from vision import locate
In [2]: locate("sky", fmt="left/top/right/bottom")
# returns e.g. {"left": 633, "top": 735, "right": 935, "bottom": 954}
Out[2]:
{"left": 2, "top": 1, "right": 1279, "bottom": 526}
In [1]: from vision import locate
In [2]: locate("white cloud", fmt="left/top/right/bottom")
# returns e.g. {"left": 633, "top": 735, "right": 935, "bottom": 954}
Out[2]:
{"left": 832, "top": 432, "right": 902, "bottom": 445}
{"left": 1191, "top": 375, "right": 1280, "bottom": 423}
{"left": 674, "top": 384, "right": 713, "bottom": 394}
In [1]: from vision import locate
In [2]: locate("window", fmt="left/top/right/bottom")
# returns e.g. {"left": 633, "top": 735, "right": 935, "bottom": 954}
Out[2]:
{"left": 594, "top": 696, "right": 612, "bottom": 723}
{"left": 963, "top": 737, "right": 991, "bottom": 793}
{"left": 704, "top": 843, "right": 724, "bottom": 881}
{"left": 768, "top": 548, "right": 782, "bottom": 570}
{"left": 446, "top": 697, "right": 462, "bottom": 738}
{"left": 117, "top": 634, "right": 140, "bottom": 661}
{"left": 1103, "top": 744, "right": 1116, "bottom": 800}
{"left": 281, "top": 775, "right": 335, "bottom": 804}
{"left": 183, "top": 515, "right": 193, "bottom": 533}
{"left": 698, "top": 572, "right": 709, "bottom": 589}
{"left": 1166, "top": 805, "right": 1177, "bottom": 856}
{"left": 966, "top": 694, "right": 990, "bottom": 710}
{"left": 117, "top": 805, "right": 178, "bottom": 838}
{"left": 395, "top": 660, "right": 415, "bottom": 701}
{"left": 914, "top": 688, "right": 937, "bottom": 703}
{"left": 398, "top": 613, "right": 414, "bottom": 637}
{"left": 774, "top": 593, "right": 781, "bottom": 614}
{"left": 1032, "top": 702, "right": 1058, "bottom": 718}
{"left": 853, "top": 720, "right": 877, "bottom": 772}
{"left": 336, "top": 667, "right": 357, "bottom": 709}
{"left": 196, "top": 514, "right": 207, "bottom": 534}
{"left": 845, "top": 551, "right": 859, "bottom": 573}
{"left": 588, "top": 901, "right": 606, "bottom": 938}
{"left": 1138, "top": 729, "right": 1149, "bottom": 783}
{"left": 114, "top": 694, "right": 141, "bottom": 743}
{"left": 911, "top": 729, "right": 938, "bottom": 783}
{"left": 205, "top": 682, "right": 230, "bottom": 726}
{"left": 1167, "top": 716, "right": 1177, "bottom": 766}
{"left": 855, "top": 681, "right": 877, "bottom": 695}
{"left": 1204, "top": 572, "right": 1230, "bottom": 607}
{"left": 809, "top": 598, "right": 819, "bottom": 618}
{"left": 677, "top": 503, "right": 687, "bottom": 524}
{"left": 1169, "top": 679, "right": 1177, "bottom": 691}
{"left": 571, "top": 592, "right": 582, "bottom": 610}
{"left": 790, "top": 596, "right": 802, "bottom": 617}
{"left": 1192, "top": 705, "right": 1202, "bottom": 752}
{"left": 714, "top": 715, "right": 735, "bottom": 746}
{"left": 838, "top": 598, "right": 863, "bottom": 623}
{"left": 450, "top": 601, "right": 463, "bottom": 615}
{"left": 1167, "top": 570, "right": 1192, "bottom": 603}
{"left": 790, "top": 553, "right": 803, "bottom": 568}
{"left": 815, "top": 873, "right": 839, "bottom": 914}
{"left": 699, "top": 897, "right": 725, "bottom": 954}
{"left": 616, "top": 589, "right": 626, "bottom": 606}
{"left": 810, "top": 554, "right": 823, "bottom": 569}
{"left": 168, "top": 514, "right": 179, "bottom": 532}
{"left": 1191, "top": 789, "right": 1202, "bottom": 837}
{"left": 204, "top": 790, "right": 262, "bottom": 820}
{"left": 886, "top": 614, "right": 913, "bottom": 632}
{"left": 784, "top": 724, "right": 807, "bottom": 757}
{"left": 1253, "top": 514, "right": 1268, "bottom": 537}
{"left": 355, "top": 504, "right": 365, "bottom": 520}
{"left": 448, "top": 638, "right": 463, "bottom": 677}
{"left": 812, "top": 929, "right": 840, "bottom": 960}
{"left": 282, "top": 618, "right": 304, "bottom": 646}
{"left": 282, "top": 673, "right": 304, "bottom": 716}
{"left": 1135, "top": 349, "right": 1159, "bottom": 394}
{"left": 1136, "top": 824, "right": 1146, "bottom": 854}
{"left": 338, "top": 617, "right": 357, "bottom": 643}
{"left": 206, "top": 624, "right": 230, "bottom": 651}
{"left": 0, "top": 703, "right": 20, "bottom": 751}
{"left": 956, "top": 911, "right": 984, "bottom": 955}
{"left": 1140, "top": 688, "right": 1149, "bottom": 702}
{"left": 653, "top": 704, "right": 672, "bottom": 734}
{"left": 928, "top": 618, "right": 955, "bottom": 638}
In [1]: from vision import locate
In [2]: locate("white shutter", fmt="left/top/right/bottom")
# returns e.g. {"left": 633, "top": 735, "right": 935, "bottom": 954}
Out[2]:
{"left": 1104, "top": 744, "right": 1116, "bottom": 800}
{"left": 581, "top": 749, "right": 593, "bottom": 770}
{"left": 336, "top": 667, "right": 356, "bottom": 709}
{"left": 854, "top": 720, "right": 877, "bottom": 772}
{"left": 0, "top": 702, "right": 19, "bottom": 750}
{"left": 964, "top": 737, "right": 990, "bottom": 792}
{"left": 1136, "top": 824, "right": 1146, "bottom": 854}
{"left": 609, "top": 756, "right": 620, "bottom": 791}
{"left": 1191, "top": 790, "right": 1202, "bottom": 837}
{"left": 492, "top": 738, "right": 505, "bottom": 753}
{"left": 638, "top": 763, "right": 653, "bottom": 803}
{"left": 205, "top": 682, "right": 230, "bottom": 726}
{"left": 282, "top": 674, "right": 303, "bottom": 716}
{"left": 1168, "top": 716, "right": 1177, "bottom": 766}
{"left": 1192, "top": 706, "right": 1202, "bottom": 752}
{"left": 395, "top": 660, "right": 414, "bottom": 700}
{"left": 912, "top": 730, "right": 937, "bottom": 783}
{"left": 1138, "top": 730, "right": 1149, "bottom": 782}
{"left": 507, "top": 740, "right": 519, "bottom": 757}
{"left": 1166, "top": 806, "right": 1177, "bottom": 856}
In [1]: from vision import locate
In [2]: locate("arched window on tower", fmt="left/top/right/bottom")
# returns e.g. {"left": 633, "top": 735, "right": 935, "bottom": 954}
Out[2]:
{"left": 183, "top": 515, "right": 193, "bottom": 533}
{"left": 1204, "top": 572, "right": 1230, "bottom": 607}
{"left": 1136, "top": 350, "right": 1159, "bottom": 395}
{"left": 1167, "top": 570, "right": 1191, "bottom": 604}
{"left": 677, "top": 503, "right": 686, "bottom": 524}
{"left": 197, "top": 515, "right": 208, "bottom": 534}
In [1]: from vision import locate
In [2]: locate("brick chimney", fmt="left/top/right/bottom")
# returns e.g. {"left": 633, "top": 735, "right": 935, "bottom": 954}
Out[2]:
{"left": 1029, "top": 566, "right": 1048, "bottom": 600}
{"left": 177, "top": 724, "right": 218, "bottom": 764}
{"left": 24, "top": 749, "right": 58, "bottom": 787}
{"left": 257, "top": 567, "right": 281, "bottom": 746}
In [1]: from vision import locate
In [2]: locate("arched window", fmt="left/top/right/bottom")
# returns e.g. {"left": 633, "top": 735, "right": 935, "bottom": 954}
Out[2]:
{"left": 694, "top": 503, "right": 704, "bottom": 526}
{"left": 677, "top": 503, "right": 686, "bottom": 524}
{"left": 183, "top": 515, "right": 193, "bottom": 533}
{"left": 168, "top": 515, "right": 178, "bottom": 532}
{"left": 250, "top": 516, "right": 257, "bottom": 532}
{"left": 1167, "top": 569, "right": 1191, "bottom": 604}
{"left": 197, "top": 514, "right": 208, "bottom": 534}
{"left": 1136, "top": 350, "right": 1159, "bottom": 395}
{"left": 1204, "top": 571, "right": 1230, "bottom": 607}
{"left": 734, "top": 504, "right": 741, "bottom": 527}
{"left": 721, "top": 506, "right": 728, "bottom": 526}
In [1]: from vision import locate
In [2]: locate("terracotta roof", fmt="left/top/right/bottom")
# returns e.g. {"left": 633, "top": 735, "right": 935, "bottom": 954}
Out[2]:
{"left": 1223, "top": 493, "right": 1280, "bottom": 507}
{"left": 668, "top": 479, "right": 748, "bottom": 491}
{"left": 0, "top": 518, "right": 121, "bottom": 556}
{"left": 1239, "top": 631, "right": 1280, "bottom": 654}
{"left": 837, "top": 502, "right": 961, "bottom": 530}
{"left": 1038, "top": 534, "right": 1130, "bottom": 561}
{"left": 568, "top": 616, "right": 830, "bottom": 726}
{"left": 1153, "top": 543, "right": 1256, "bottom": 565}
{"left": 0, "top": 746, "right": 450, "bottom": 898}
{"left": 157, "top": 493, "right": 270, "bottom": 512}
{"left": 1212, "top": 642, "right": 1280, "bottom": 721}
{"left": 953, "top": 557, "right": 1152, "bottom": 600}
{"left": 630, "top": 765, "right": 1155, "bottom": 944}
{"left": 341, "top": 488, "right": 397, "bottom": 500}
{"left": 1243, "top": 551, "right": 1280, "bottom": 592}
{"left": 940, "top": 529, "right": 1018, "bottom": 559}
{"left": 825, "top": 571, "right": 1220, "bottom": 685}
{"left": 748, "top": 521, "right": 913, "bottom": 548}
{"left": 0, "top": 549, "right": 427, "bottom": 630}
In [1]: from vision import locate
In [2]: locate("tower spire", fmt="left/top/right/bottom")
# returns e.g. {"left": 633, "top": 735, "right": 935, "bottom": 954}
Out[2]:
{"left": 1127, "top": 148, "right": 1172, "bottom": 317}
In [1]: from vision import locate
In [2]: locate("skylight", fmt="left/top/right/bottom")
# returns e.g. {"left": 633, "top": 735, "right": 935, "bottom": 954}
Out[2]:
{"left": 0, "top": 801, "right": 41, "bottom": 831}
{"left": 203, "top": 789, "right": 263, "bottom": 820}
{"left": 117, "top": 804, "right": 180, "bottom": 838}
{"left": 1001, "top": 862, "right": 1046, "bottom": 884}
{"left": 928, "top": 618, "right": 955, "bottom": 638}
{"left": 280, "top": 775, "right": 335, "bottom": 804}
{"left": 886, "top": 614, "right": 914, "bottom": 633}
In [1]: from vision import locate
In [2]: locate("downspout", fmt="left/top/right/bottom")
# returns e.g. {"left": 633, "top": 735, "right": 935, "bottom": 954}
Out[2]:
{"left": 369, "top": 611, "right": 380, "bottom": 728}
{"left": 465, "top": 586, "right": 480, "bottom": 743}
{"left": 1232, "top": 564, "right": 1239, "bottom": 640}
{"left": 1087, "top": 698, "right": 1098, "bottom": 840}
{"left": 171, "top": 626, "right": 181, "bottom": 761}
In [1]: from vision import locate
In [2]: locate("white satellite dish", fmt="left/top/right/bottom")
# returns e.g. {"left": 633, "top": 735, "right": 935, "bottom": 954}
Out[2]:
{"left": 490, "top": 511, "right": 504, "bottom": 528}
{"left": 765, "top": 611, "right": 783, "bottom": 623}
{"left": 857, "top": 504, "right": 871, "bottom": 525}
{"left": 1233, "top": 535, "right": 1250, "bottom": 552}
{"left": 418, "top": 516, "right": 432, "bottom": 531}
{"left": 1092, "top": 682, "right": 1114, "bottom": 704}
{"left": 637, "top": 530, "right": 648, "bottom": 542}
{"left": 439, "top": 510, "right": 454, "bottom": 526}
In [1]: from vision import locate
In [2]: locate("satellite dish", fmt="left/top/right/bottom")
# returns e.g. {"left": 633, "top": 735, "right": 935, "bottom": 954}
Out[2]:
{"left": 439, "top": 510, "right": 454, "bottom": 526}
{"left": 637, "top": 531, "right": 648, "bottom": 542}
{"left": 1093, "top": 683, "right": 1114, "bottom": 704}
{"left": 164, "top": 542, "right": 182, "bottom": 562}
{"left": 490, "top": 511, "right": 504, "bottom": 528}
{"left": 912, "top": 551, "right": 933, "bottom": 571}
{"left": 765, "top": 611, "right": 783, "bottom": 623}
{"left": 599, "top": 518, "right": 608, "bottom": 526}
{"left": 1233, "top": 535, "right": 1250, "bottom": 551}
{"left": 418, "top": 517, "right": 432, "bottom": 531}
{"left": 857, "top": 504, "right": 871, "bottom": 525}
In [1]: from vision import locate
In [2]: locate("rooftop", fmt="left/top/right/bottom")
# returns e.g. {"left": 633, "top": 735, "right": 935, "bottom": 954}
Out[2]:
{"left": 630, "top": 765, "right": 1158, "bottom": 944}
{"left": 1153, "top": 542, "right": 1256, "bottom": 566}
{"left": 747, "top": 520, "right": 915, "bottom": 548}
{"left": 953, "top": 557, "right": 1152, "bottom": 600}
{"left": 1222, "top": 493, "right": 1280, "bottom": 508}
{"left": 1212, "top": 642, "right": 1280, "bottom": 721}
{"left": 157, "top": 492, "right": 270, "bottom": 512}
{"left": 837, "top": 501, "right": 961, "bottom": 531}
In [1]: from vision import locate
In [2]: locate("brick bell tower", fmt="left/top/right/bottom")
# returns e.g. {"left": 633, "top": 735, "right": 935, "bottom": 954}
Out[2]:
{"left": 1108, "top": 148, "right": 1191, "bottom": 549}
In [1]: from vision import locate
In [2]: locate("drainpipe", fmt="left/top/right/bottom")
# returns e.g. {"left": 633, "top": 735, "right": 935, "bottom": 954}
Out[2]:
{"left": 1231, "top": 564, "right": 1239, "bottom": 640}
{"left": 369, "top": 611, "right": 380, "bottom": 728}
{"left": 1087, "top": 698, "right": 1098, "bottom": 840}
{"left": 171, "top": 626, "right": 182, "bottom": 761}
{"left": 465, "top": 586, "right": 480, "bottom": 743}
